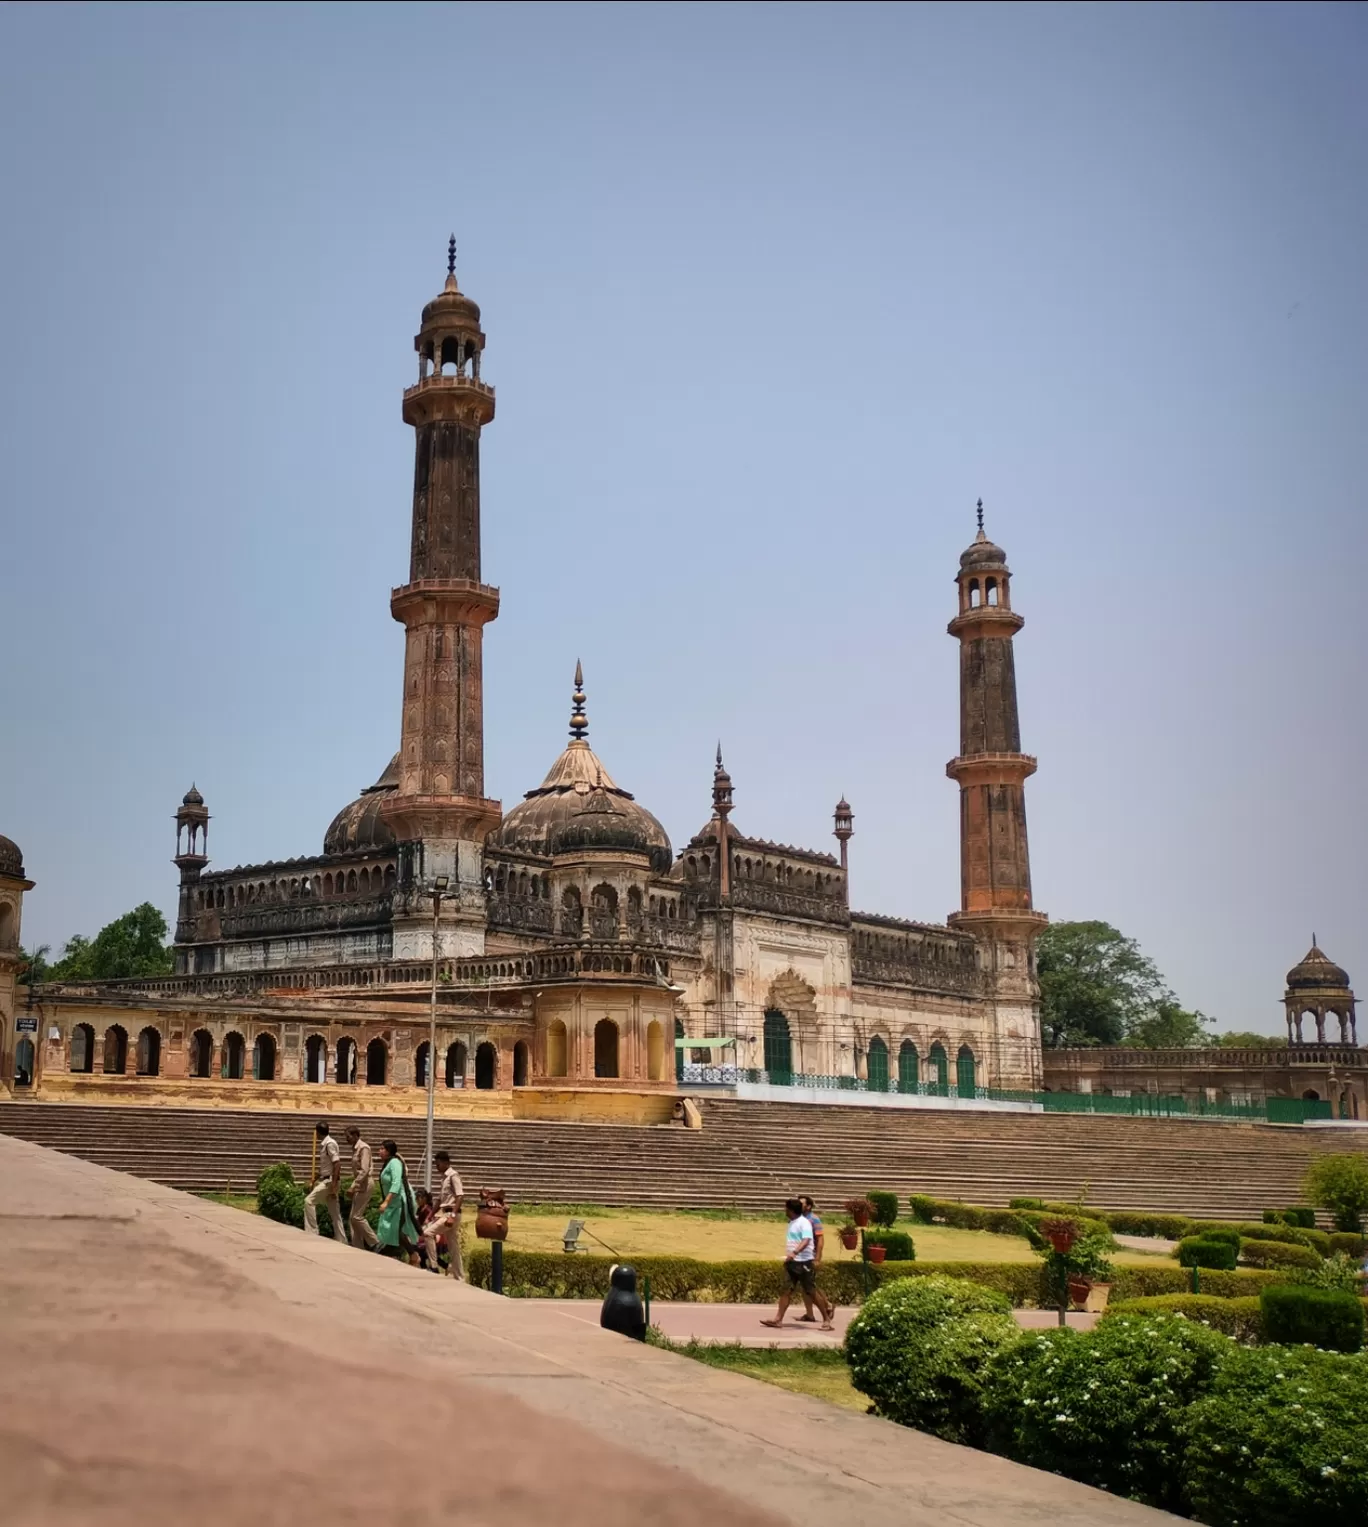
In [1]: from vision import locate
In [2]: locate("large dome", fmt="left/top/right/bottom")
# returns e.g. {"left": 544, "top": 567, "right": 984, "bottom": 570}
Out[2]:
{"left": 324, "top": 755, "right": 399, "bottom": 857}
{"left": 1286, "top": 941, "right": 1352, "bottom": 992}
{"left": 0, "top": 834, "right": 24, "bottom": 878}
{"left": 487, "top": 667, "right": 672, "bottom": 872}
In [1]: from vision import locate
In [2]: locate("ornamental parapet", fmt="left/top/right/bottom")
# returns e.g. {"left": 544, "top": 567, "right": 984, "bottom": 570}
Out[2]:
{"left": 945, "top": 751, "right": 1038, "bottom": 784}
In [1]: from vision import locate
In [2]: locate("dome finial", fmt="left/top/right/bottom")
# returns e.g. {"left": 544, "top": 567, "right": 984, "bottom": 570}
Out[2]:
{"left": 976, "top": 497, "right": 985, "bottom": 539}
{"left": 447, "top": 234, "right": 457, "bottom": 278}
{"left": 569, "top": 660, "right": 588, "bottom": 740}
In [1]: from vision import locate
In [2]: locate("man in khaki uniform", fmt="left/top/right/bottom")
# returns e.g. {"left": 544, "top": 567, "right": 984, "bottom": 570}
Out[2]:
{"left": 423, "top": 1150, "right": 464, "bottom": 1278}
{"left": 344, "top": 1126, "right": 379, "bottom": 1251}
{"left": 304, "top": 1121, "right": 347, "bottom": 1242}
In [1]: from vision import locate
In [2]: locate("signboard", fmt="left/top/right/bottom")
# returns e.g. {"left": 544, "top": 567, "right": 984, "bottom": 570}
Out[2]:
{"left": 16, "top": 1017, "right": 38, "bottom": 1033}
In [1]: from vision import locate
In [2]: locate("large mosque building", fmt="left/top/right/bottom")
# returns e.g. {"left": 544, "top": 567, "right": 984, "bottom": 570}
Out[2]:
{"left": 0, "top": 248, "right": 1050, "bottom": 1115}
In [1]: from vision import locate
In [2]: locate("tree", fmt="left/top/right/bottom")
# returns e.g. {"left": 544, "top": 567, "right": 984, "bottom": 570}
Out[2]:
{"left": 1036, "top": 921, "right": 1172, "bottom": 1048}
{"left": 1124, "top": 1001, "right": 1213, "bottom": 1050}
{"left": 1304, "top": 1154, "right": 1368, "bottom": 1233}
{"left": 16, "top": 944, "right": 50, "bottom": 984}
{"left": 46, "top": 904, "right": 173, "bottom": 982}
{"left": 1217, "top": 1030, "right": 1280, "bottom": 1049}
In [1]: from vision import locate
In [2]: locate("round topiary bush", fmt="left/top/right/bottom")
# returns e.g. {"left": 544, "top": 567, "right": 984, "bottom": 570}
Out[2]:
{"left": 256, "top": 1162, "right": 305, "bottom": 1228}
{"left": 1182, "top": 1344, "right": 1368, "bottom": 1525}
{"left": 845, "top": 1275, "right": 1020, "bottom": 1444}
{"left": 1178, "top": 1236, "right": 1239, "bottom": 1271}
{"left": 984, "top": 1313, "right": 1234, "bottom": 1513}
{"left": 866, "top": 1190, "right": 900, "bottom": 1228}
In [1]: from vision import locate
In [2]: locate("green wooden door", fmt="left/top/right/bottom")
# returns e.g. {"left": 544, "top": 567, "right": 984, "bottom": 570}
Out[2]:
{"left": 929, "top": 1043, "right": 949, "bottom": 1095}
{"left": 956, "top": 1045, "right": 977, "bottom": 1098}
{"left": 898, "top": 1040, "right": 919, "bottom": 1093}
{"left": 763, "top": 1009, "right": 793, "bottom": 1085}
{"left": 867, "top": 1036, "right": 889, "bottom": 1092}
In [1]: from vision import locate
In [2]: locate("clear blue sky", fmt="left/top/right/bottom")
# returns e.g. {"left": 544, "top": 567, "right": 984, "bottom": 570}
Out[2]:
{"left": 2, "top": 2, "right": 1364, "bottom": 1034}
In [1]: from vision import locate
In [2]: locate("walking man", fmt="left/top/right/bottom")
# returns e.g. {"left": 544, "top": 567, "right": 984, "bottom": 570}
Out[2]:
{"left": 762, "top": 1198, "right": 834, "bottom": 1331}
{"left": 423, "top": 1149, "right": 465, "bottom": 1279}
{"left": 795, "top": 1194, "right": 836, "bottom": 1327}
{"left": 304, "top": 1120, "right": 347, "bottom": 1242}
{"left": 344, "top": 1126, "right": 379, "bottom": 1251}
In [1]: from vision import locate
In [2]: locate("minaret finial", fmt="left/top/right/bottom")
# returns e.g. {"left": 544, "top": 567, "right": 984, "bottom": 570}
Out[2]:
{"left": 447, "top": 234, "right": 457, "bottom": 278}
{"left": 569, "top": 661, "right": 588, "bottom": 740}
{"left": 712, "top": 742, "right": 733, "bottom": 820}
{"left": 716, "top": 741, "right": 723, "bottom": 767}
{"left": 976, "top": 497, "right": 984, "bottom": 534}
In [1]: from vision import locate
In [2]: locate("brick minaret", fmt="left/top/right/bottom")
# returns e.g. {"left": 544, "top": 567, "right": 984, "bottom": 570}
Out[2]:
{"left": 946, "top": 501, "right": 1047, "bottom": 1088}
{"left": 381, "top": 239, "right": 501, "bottom": 959}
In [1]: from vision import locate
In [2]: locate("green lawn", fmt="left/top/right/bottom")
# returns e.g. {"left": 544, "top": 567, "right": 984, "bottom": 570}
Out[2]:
{"left": 652, "top": 1338, "right": 867, "bottom": 1412}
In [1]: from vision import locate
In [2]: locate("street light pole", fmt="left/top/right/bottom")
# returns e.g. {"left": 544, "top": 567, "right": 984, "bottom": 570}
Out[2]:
{"left": 426, "top": 875, "right": 449, "bottom": 1194}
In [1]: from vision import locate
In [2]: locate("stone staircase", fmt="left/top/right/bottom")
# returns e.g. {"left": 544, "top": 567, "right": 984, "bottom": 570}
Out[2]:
{"left": 1, "top": 1098, "right": 1362, "bottom": 1219}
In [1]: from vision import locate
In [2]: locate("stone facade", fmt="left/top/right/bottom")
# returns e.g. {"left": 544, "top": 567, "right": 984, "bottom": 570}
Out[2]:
{"left": 8, "top": 252, "right": 1052, "bottom": 1105}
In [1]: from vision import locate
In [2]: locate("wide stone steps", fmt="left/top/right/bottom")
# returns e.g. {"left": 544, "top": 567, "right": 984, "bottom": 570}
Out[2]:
{"left": 2, "top": 1098, "right": 1362, "bottom": 1220}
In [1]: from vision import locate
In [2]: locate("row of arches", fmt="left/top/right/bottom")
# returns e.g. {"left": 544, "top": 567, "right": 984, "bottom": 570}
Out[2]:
{"left": 195, "top": 864, "right": 395, "bottom": 912}
{"left": 543, "top": 1017, "right": 670, "bottom": 1084}
{"left": 679, "top": 852, "right": 839, "bottom": 894}
{"left": 851, "top": 927, "right": 976, "bottom": 968}
{"left": 964, "top": 575, "right": 1004, "bottom": 609}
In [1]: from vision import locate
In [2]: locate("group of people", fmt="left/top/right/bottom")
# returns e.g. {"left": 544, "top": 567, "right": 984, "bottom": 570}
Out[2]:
{"left": 303, "top": 1121, "right": 465, "bottom": 1278}
{"left": 764, "top": 1194, "right": 837, "bottom": 1332}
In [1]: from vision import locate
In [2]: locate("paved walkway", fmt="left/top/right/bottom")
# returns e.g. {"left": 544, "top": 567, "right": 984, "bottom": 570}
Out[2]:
{"left": 528, "top": 1301, "right": 1100, "bottom": 1347}
{"left": 0, "top": 1135, "right": 1172, "bottom": 1526}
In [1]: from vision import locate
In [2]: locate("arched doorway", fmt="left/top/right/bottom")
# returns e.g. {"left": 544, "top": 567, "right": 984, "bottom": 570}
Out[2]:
{"left": 190, "top": 1030, "right": 213, "bottom": 1078}
{"left": 14, "top": 1036, "right": 35, "bottom": 1087}
{"left": 928, "top": 1042, "right": 949, "bottom": 1095}
{"left": 1302, "top": 1089, "right": 1321, "bottom": 1101}
{"left": 253, "top": 1033, "right": 277, "bottom": 1081}
{"left": 445, "top": 1041, "right": 467, "bottom": 1088}
{"left": 304, "top": 1034, "right": 325, "bottom": 1083}
{"left": 222, "top": 1032, "right": 245, "bottom": 1080}
{"left": 898, "top": 1039, "right": 919, "bottom": 1093}
{"left": 136, "top": 1027, "right": 161, "bottom": 1077}
{"left": 365, "top": 1039, "right": 388, "bottom": 1086}
{"left": 763, "top": 1009, "right": 792, "bottom": 1086}
{"left": 102, "top": 1025, "right": 128, "bottom": 1075}
{"left": 475, "top": 1041, "right": 497, "bottom": 1090}
{"left": 513, "top": 1040, "right": 529, "bottom": 1087}
{"left": 866, "top": 1035, "right": 889, "bottom": 1092}
{"left": 546, "top": 1021, "right": 567, "bottom": 1078}
{"left": 675, "top": 1018, "right": 684, "bottom": 1082}
{"left": 336, "top": 1037, "right": 357, "bottom": 1085}
{"left": 590, "top": 883, "right": 619, "bottom": 940}
{"left": 593, "top": 1018, "right": 619, "bottom": 1079}
{"left": 415, "top": 1041, "right": 431, "bottom": 1089}
{"left": 70, "top": 1023, "right": 95, "bottom": 1074}
{"left": 956, "top": 1045, "right": 977, "bottom": 1097}
{"left": 647, "top": 1020, "right": 665, "bottom": 1082}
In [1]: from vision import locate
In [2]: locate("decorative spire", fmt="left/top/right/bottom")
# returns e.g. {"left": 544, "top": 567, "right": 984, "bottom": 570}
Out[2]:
{"left": 447, "top": 234, "right": 457, "bottom": 278}
{"left": 975, "top": 497, "right": 985, "bottom": 538}
{"left": 569, "top": 660, "right": 588, "bottom": 740}
{"left": 713, "top": 744, "right": 733, "bottom": 820}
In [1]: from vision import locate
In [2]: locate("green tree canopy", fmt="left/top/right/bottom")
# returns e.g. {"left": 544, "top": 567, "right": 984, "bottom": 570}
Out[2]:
{"left": 1216, "top": 1030, "right": 1281, "bottom": 1049}
{"left": 1124, "top": 1000, "right": 1214, "bottom": 1050}
{"left": 1036, "top": 921, "right": 1172, "bottom": 1048}
{"left": 1304, "top": 1154, "right": 1368, "bottom": 1233}
{"left": 46, "top": 903, "right": 173, "bottom": 982}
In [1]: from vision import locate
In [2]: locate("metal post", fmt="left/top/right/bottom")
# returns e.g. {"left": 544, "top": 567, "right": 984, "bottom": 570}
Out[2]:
{"left": 492, "top": 1239, "right": 504, "bottom": 1295}
{"left": 425, "top": 886, "right": 443, "bottom": 1194}
{"left": 643, "top": 1275, "right": 651, "bottom": 1333}
{"left": 860, "top": 1228, "right": 869, "bottom": 1300}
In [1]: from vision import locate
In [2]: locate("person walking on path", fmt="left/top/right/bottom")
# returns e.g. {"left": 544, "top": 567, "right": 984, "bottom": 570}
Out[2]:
{"left": 376, "top": 1139, "right": 419, "bottom": 1262}
{"left": 422, "top": 1150, "right": 465, "bottom": 1279}
{"left": 304, "top": 1121, "right": 347, "bottom": 1242}
{"left": 795, "top": 1194, "right": 836, "bottom": 1327}
{"left": 762, "top": 1198, "right": 833, "bottom": 1331}
{"left": 344, "top": 1126, "right": 379, "bottom": 1251}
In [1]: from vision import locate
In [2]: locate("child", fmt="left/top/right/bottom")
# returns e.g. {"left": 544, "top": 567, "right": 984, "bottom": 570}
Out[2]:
{"left": 413, "top": 1188, "right": 435, "bottom": 1269}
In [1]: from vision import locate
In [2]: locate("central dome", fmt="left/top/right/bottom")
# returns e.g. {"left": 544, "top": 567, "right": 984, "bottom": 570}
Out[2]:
{"left": 324, "top": 755, "right": 399, "bottom": 857}
{"left": 486, "top": 666, "right": 672, "bottom": 871}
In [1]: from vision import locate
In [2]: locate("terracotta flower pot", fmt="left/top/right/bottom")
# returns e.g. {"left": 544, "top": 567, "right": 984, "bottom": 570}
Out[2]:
{"left": 851, "top": 1207, "right": 872, "bottom": 1228}
{"left": 1067, "top": 1276, "right": 1092, "bottom": 1309}
{"left": 867, "top": 1245, "right": 887, "bottom": 1264}
{"left": 839, "top": 1229, "right": 859, "bottom": 1251}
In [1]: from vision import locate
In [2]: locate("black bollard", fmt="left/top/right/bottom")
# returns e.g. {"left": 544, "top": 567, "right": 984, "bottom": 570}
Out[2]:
{"left": 492, "top": 1239, "right": 504, "bottom": 1296}
{"left": 600, "top": 1264, "right": 647, "bottom": 1341}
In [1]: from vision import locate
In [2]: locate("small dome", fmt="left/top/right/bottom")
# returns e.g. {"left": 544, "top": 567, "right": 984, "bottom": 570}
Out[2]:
{"left": 0, "top": 834, "right": 24, "bottom": 878}
{"left": 489, "top": 740, "right": 672, "bottom": 871}
{"left": 324, "top": 755, "right": 399, "bottom": 857}
{"left": 421, "top": 274, "right": 481, "bottom": 331}
{"left": 182, "top": 785, "right": 204, "bottom": 807}
{"left": 960, "top": 529, "right": 1008, "bottom": 571}
{"left": 1286, "top": 941, "right": 1352, "bottom": 992}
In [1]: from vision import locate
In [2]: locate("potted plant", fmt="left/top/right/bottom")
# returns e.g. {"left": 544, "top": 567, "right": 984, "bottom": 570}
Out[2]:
{"left": 1040, "top": 1216, "right": 1079, "bottom": 1256}
{"left": 1064, "top": 1233, "right": 1115, "bottom": 1311}
{"left": 866, "top": 1242, "right": 887, "bottom": 1264}
{"left": 845, "top": 1197, "right": 875, "bottom": 1229}
{"left": 838, "top": 1222, "right": 860, "bottom": 1251}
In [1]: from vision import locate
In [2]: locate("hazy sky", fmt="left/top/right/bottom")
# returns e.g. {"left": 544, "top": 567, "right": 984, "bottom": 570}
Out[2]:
{"left": 2, "top": 2, "right": 1365, "bottom": 1034}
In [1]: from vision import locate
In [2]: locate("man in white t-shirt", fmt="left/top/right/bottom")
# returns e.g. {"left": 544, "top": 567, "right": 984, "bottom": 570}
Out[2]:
{"left": 422, "top": 1150, "right": 465, "bottom": 1278}
{"left": 762, "top": 1197, "right": 834, "bottom": 1330}
{"left": 304, "top": 1121, "right": 347, "bottom": 1242}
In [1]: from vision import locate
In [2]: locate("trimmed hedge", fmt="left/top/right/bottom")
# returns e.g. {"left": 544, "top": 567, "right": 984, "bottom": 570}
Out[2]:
{"left": 1240, "top": 1238, "right": 1321, "bottom": 1271}
{"left": 1098, "top": 1209, "right": 1195, "bottom": 1240}
{"left": 1265, "top": 1206, "right": 1317, "bottom": 1228}
{"left": 1260, "top": 1284, "right": 1365, "bottom": 1352}
{"left": 865, "top": 1230, "right": 915, "bottom": 1261}
{"left": 908, "top": 1194, "right": 1113, "bottom": 1246}
{"left": 1007, "top": 1197, "right": 1045, "bottom": 1211}
{"left": 1183, "top": 1345, "right": 1368, "bottom": 1524}
{"left": 1104, "top": 1294, "right": 1263, "bottom": 1343}
{"left": 986, "top": 1313, "right": 1232, "bottom": 1513}
{"left": 866, "top": 1190, "right": 900, "bottom": 1227}
{"left": 1329, "top": 1231, "right": 1367, "bottom": 1257}
{"left": 1178, "top": 1236, "right": 1239, "bottom": 1271}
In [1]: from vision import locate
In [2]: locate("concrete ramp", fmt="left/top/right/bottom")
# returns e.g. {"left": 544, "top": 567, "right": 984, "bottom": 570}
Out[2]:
{"left": 0, "top": 1135, "right": 1177, "bottom": 1526}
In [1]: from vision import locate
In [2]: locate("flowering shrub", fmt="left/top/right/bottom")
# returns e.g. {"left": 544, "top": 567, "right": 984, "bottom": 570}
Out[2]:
{"left": 1292, "top": 1251, "right": 1368, "bottom": 1295}
{"left": 845, "top": 1275, "right": 1020, "bottom": 1443}
{"left": 1183, "top": 1345, "right": 1368, "bottom": 1524}
{"left": 1104, "top": 1294, "right": 1263, "bottom": 1343}
{"left": 984, "top": 1313, "right": 1232, "bottom": 1512}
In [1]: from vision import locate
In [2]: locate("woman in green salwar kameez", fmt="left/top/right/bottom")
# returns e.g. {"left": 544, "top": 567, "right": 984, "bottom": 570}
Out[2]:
{"left": 376, "top": 1140, "right": 418, "bottom": 1262}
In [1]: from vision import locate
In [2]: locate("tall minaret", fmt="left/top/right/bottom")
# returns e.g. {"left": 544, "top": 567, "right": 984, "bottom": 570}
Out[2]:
{"left": 381, "top": 239, "right": 501, "bottom": 959}
{"left": 946, "top": 500, "right": 1047, "bottom": 1088}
